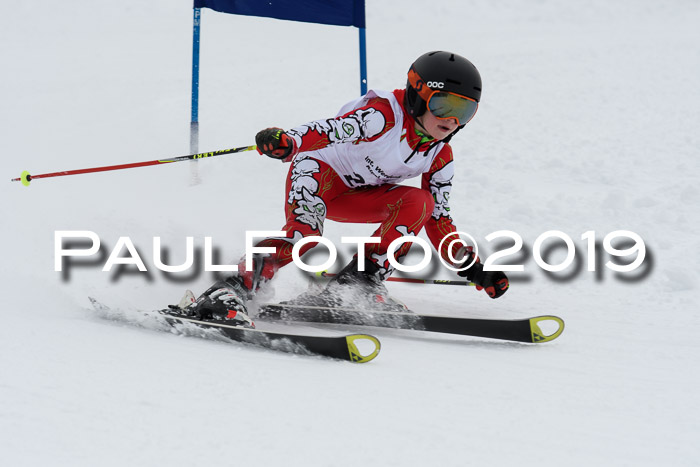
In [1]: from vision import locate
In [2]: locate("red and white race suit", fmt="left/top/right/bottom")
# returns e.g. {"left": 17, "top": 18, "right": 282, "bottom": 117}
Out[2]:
{"left": 239, "top": 88, "right": 464, "bottom": 289}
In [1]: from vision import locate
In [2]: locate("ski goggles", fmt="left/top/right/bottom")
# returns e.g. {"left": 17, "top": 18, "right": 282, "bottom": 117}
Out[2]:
{"left": 408, "top": 67, "right": 479, "bottom": 125}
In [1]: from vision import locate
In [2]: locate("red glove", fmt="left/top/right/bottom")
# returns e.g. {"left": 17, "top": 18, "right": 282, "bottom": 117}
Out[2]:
{"left": 255, "top": 127, "right": 295, "bottom": 160}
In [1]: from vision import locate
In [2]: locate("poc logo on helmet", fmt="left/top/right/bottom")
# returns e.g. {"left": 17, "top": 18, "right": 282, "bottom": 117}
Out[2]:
{"left": 426, "top": 81, "right": 445, "bottom": 89}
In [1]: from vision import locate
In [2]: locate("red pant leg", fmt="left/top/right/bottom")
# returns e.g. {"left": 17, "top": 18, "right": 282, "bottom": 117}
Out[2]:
{"left": 237, "top": 156, "right": 348, "bottom": 289}
{"left": 327, "top": 184, "right": 435, "bottom": 278}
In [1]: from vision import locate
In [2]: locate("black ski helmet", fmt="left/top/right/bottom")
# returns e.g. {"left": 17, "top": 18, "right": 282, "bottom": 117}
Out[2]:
{"left": 404, "top": 51, "right": 482, "bottom": 121}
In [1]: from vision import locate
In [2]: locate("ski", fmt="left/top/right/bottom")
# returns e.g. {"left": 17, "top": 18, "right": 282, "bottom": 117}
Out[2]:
{"left": 257, "top": 303, "right": 565, "bottom": 344}
{"left": 89, "top": 298, "right": 380, "bottom": 363}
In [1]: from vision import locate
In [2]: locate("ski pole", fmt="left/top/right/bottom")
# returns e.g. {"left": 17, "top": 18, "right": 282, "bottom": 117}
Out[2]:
{"left": 386, "top": 277, "right": 476, "bottom": 287}
{"left": 316, "top": 271, "right": 476, "bottom": 287}
{"left": 10, "top": 144, "right": 257, "bottom": 187}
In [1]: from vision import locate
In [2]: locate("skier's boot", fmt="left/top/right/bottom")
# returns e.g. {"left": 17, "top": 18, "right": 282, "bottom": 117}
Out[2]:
{"left": 329, "top": 257, "right": 408, "bottom": 311}
{"left": 177, "top": 276, "right": 255, "bottom": 328}
{"left": 294, "top": 257, "right": 407, "bottom": 311}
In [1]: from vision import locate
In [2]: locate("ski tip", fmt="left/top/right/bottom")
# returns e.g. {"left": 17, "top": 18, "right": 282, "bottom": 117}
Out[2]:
{"left": 529, "top": 316, "right": 565, "bottom": 343}
{"left": 345, "top": 334, "right": 381, "bottom": 363}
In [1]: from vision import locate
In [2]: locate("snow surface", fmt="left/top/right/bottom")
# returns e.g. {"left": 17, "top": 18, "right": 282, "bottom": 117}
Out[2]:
{"left": 2, "top": 0, "right": 699, "bottom": 465}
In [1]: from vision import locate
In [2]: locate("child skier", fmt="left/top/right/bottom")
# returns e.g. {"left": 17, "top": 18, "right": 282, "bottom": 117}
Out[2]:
{"left": 180, "top": 51, "right": 509, "bottom": 327}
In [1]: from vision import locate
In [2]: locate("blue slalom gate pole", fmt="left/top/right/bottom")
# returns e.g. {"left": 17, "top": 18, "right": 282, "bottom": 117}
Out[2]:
{"left": 359, "top": 27, "right": 367, "bottom": 95}
{"left": 190, "top": 7, "right": 202, "bottom": 183}
{"left": 191, "top": 7, "right": 201, "bottom": 152}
